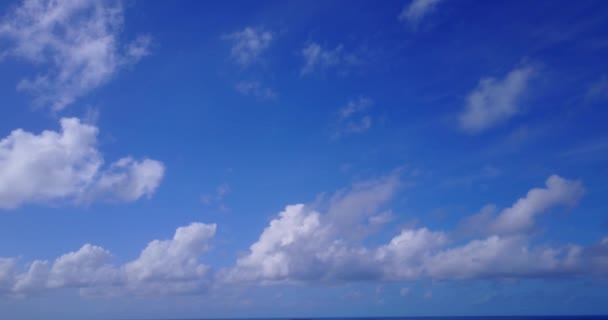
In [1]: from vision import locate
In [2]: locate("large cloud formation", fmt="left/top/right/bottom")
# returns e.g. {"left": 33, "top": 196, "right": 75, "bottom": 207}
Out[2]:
{"left": 224, "top": 173, "right": 605, "bottom": 284}
{"left": 0, "top": 118, "right": 164, "bottom": 209}
{"left": 0, "top": 173, "right": 606, "bottom": 298}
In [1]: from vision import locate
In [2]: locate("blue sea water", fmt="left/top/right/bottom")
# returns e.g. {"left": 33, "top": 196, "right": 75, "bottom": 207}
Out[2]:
{"left": 206, "top": 317, "right": 608, "bottom": 320}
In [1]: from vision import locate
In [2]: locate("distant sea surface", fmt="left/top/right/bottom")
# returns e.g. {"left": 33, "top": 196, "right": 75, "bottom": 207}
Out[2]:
{"left": 192, "top": 317, "right": 608, "bottom": 320}
{"left": 203, "top": 317, "right": 608, "bottom": 320}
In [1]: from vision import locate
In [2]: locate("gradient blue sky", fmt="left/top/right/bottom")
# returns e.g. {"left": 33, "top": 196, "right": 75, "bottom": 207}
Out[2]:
{"left": 1, "top": 0, "right": 608, "bottom": 319}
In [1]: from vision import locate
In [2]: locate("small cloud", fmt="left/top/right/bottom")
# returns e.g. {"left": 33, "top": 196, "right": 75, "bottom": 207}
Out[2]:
{"left": 201, "top": 183, "right": 231, "bottom": 211}
{"left": 399, "top": 0, "right": 443, "bottom": 27}
{"left": 236, "top": 80, "right": 277, "bottom": 100}
{"left": 224, "top": 27, "right": 273, "bottom": 67}
{"left": 333, "top": 96, "right": 374, "bottom": 138}
{"left": 459, "top": 66, "right": 535, "bottom": 134}
{"left": 300, "top": 42, "right": 360, "bottom": 75}
{"left": 400, "top": 287, "right": 411, "bottom": 297}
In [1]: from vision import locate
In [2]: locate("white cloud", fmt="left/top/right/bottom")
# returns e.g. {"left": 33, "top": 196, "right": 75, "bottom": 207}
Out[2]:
{"left": 90, "top": 157, "right": 165, "bottom": 202}
{"left": 377, "top": 228, "right": 448, "bottom": 280}
{"left": 3, "top": 222, "right": 217, "bottom": 296}
{"left": 300, "top": 42, "right": 360, "bottom": 76}
{"left": 48, "top": 244, "right": 121, "bottom": 289}
{"left": 0, "top": 118, "right": 164, "bottom": 209}
{"left": 399, "top": 0, "right": 443, "bottom": 26}
{"left": 0, "top": 175, "right": 605, "bottom": 297}
{"left": 0, "top": 0, "right": 150, "bottom": 110}
{"left": 462, "top": 175, "right": 584, "bottom": 235}
{"left": 224, "top": 27, "right": 273, "bottom": 67}
{"left": 333, "top": 97, "right": 374, "bottom": 138}
{"left": 236, "top": 81, "right": 277, "bottom": 100}
{"left": 125, "top": 222, "right": 216, "bottom": 294}
{"left": 223, "top": 173, "right": 605, "bottom": 285}
{"left": 459, "top": 66, "right": 535, "bottom": 134}
{"left": 224, "top": 172, "right": 403, "bottom": 283}
{"left": 425, "top": 235, "right": 581, "bottom": 280}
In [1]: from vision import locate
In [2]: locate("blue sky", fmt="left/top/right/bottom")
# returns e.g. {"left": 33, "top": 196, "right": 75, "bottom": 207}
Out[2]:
{"left": 1, "top": 0, "right": 608, "bottom": 319}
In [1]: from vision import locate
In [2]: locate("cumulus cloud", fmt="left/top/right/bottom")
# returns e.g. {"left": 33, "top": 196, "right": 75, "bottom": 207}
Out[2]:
{"left": 2, "top": 222, "right": 217, "bottom": 296}
{"left": 224, "top": 27, "right": 273, "bottom": 67}
{"left": 125, "top": 223, "right": 216, "bottom": 294}
{"left": 0, "top": 174, "right": 606, "bottom": 298}
{"left": 459, "top": 66, "right": 535, "bottom": 134}
{"left": 399, "top": 0, "right": 443, "bottom": 26}
{"left": 236, "top": 81, "right": 277, "bottom": 100}
{"left": 0, "top": 0, "right": 151, "bottom": 110}
{"left": 462, "top": 175, "right": 584, "bottom": 235}
{"left": 0, "top": 118, "right": 164, "bottom": 209}
{"left": 224, "top": 172, "right": 403, "bottom": 283}
{"left": 300, "top": 42, "right": 360, "bottom": 75}
{"left": 333, "top": 96, "right": 374, "bottom": 138}
{"left": 223, "top": 173, "right": 604, "bottom": 285}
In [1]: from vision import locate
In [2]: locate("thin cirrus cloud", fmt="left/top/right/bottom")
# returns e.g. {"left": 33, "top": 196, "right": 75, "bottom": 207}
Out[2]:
{"left": 300, "top": 42, "right": 360, "bottom": 76}
{"left": 224, "top": 27, "right": 273, "bottom": 67}
{"left": 399, "top": 0, "right": 444, "bottom": 26}
{"left": 0, "top": 172, "right": 607, "bottom": 297}
{"left": 459, "top": 66, "right": 535, "bottom": 134}
{"left": 0, "top": 117, "right": 165, "bottom": 210}
{"left": 235, "top": 80, "right": 277, "bottom": 100}
{"left": 0, "top": 0, "right": 151, "bottom": 111}
{"left": 332, "top": 96, "right": 374, "bottom": 138}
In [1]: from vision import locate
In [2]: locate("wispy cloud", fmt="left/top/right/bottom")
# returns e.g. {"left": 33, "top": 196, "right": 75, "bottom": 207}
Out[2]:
{"left": 459, "top": 66, "right": 535, "bottom": 134}
{"left": 300, "top": 42, "right": 360, "bottom": 76}
{"left": 399, "top": 0, "right": 443, "bottom": 27}
{"left": 201, "top": 183, "right": 231, "bottom": 212}
{"left": 0, "top": 0, "right": 151, "bottom": 111}
{"left": 236, "top": 81, "right": 277, "bottom": 100}
{"left": 224, "top": 27, "right": 273, "bottom": 67}
{"left": 333, "top": 96, "right": 374, "bottom": 138}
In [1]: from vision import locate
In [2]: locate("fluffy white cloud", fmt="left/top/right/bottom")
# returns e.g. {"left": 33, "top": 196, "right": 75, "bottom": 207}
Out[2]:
{"left": 0, "top": 118, "right": 164, "bottom": 209}
{"left": 90, "top": 157, "right": 165, "bottom": 202}
{"left": 225, "top": 172, "right": 402, "bottom": 283}
{"left": 399, "top": 0, "right": 443, "bottom": 26}
{"left": 3, "top": 222, "right": 217, "bottom": 296}
{"left": 462, "top": 175, "right": 584, "bottom": 235}
{"left": 224, "top": 173, "right": 604, "bottom": 285}
{"left": 0, "top": 175, "right": 605, "bottom": 298}
{"left": 425, "top": 235, "right": 580, "bottom": 280}
{"left": 125, "top": 223, "right": 216, "bottom": 293}
{"left": 459, "top": 66, "right": 534, "bottom": 133}
{"left": 333, "top": 97, "right": 374, "bottom": 138}
{"left": 224, "top": 27, "right": 272, "bottom": 67}
{"left": 0, "top": 0, "right": 150, "bottom": 110}
{"left": 300, "top": 42, "right": 360, "bottom": 75}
